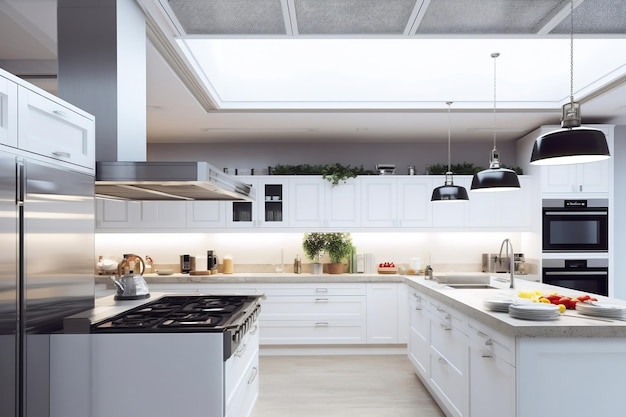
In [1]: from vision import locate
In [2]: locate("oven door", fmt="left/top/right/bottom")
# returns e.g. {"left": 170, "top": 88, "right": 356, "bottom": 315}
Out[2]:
{"left": 542, "top": 207, "right": 608, "bottom": 252}
{"left": 542, "top": 259, "right": 609, "bottom": 296}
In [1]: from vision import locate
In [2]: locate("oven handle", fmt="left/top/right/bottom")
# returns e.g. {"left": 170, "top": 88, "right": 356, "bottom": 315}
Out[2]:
{"left": 544, "top": 211, "right": 607, "bottom": 215}
{"left": 544, "top": 271, "right": 608, "bottom": 276}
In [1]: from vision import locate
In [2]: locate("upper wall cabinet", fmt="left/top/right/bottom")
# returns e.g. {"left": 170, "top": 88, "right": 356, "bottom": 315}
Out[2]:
{"left": 0, "top": 74, "right": 18, "bottom": 147}
{"left": 17, "top": 86, "right": 95, "bottom": 170}
{"left": 96, "top": 200, "right": 187, "bottom": 230}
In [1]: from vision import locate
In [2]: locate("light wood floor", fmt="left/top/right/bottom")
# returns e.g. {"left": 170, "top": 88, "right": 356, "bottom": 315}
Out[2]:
{"left": 250, "top": 354, "right": 445, "bottom": 417}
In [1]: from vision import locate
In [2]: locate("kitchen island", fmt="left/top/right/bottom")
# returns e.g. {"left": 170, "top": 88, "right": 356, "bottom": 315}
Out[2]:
{"left": 404, "top": 275, "right": 626, "bottom": 417}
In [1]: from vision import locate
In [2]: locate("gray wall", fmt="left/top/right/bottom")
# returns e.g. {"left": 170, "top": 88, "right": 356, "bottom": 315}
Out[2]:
{"left": 147, "top": 140, "right": 519, "bottom": 175}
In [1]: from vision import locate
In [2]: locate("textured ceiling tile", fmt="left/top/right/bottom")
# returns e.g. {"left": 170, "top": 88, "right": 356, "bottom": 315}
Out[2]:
{"left": 415, "top": 0, "right": 564, "bottom": 34}
{"left": 294, "top": 0, "right": 417, "bottom": 34}
{"left": 169, "top": 0, "right": 286, "bottom": 35}
{"left": 550, "top": 0, "right": 626, "bottom": 34}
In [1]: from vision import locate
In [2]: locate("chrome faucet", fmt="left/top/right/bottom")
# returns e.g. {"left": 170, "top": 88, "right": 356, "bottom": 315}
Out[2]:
{"left": 498, "top": 238, "right": 515, "bottom": 289}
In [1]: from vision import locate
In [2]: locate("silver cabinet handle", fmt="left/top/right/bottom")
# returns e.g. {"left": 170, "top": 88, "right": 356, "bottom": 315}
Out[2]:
{"left": 315, "top": 298, "right": 329, "bottom": 302}
{"left": 247, "top": 366, "right": 258, "bottom": 384}
{"left": 315, "top": 322, "right": 329, "bottom": 327}
{"left": 315, "top": 288, "right": 328, "bottom": 293}
{"left": 440, "top": 322, "right": 452, "bottom": 331}
{"left": 414, "top": 306, "right": 422, "bottom": 311}
{"left": 438, "top": 357, "right": 447, "bottom": 365}
{"left": 235, "top": 343, "right": 247, "bottom": 358}
{"left": 53, "top": 109, "right": 68, "bottom": 117}
{"left": 52, "top": 151, "right": 71, "bottom": 158}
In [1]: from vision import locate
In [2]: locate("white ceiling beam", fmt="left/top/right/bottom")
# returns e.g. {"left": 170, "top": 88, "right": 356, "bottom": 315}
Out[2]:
{"left": 535, "top": 0, "right": 586, "bottom": 35}
{"left": 406, "top": 0, "right": 432, "bottom": 36}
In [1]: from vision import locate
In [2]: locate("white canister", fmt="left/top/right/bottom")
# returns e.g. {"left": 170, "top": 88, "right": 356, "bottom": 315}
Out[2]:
{"left": 410, "top": 258, "right": 422, "bottom": 271}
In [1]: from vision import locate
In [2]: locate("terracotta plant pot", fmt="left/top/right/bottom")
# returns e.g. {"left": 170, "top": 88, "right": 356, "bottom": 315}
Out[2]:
{"left": 326, "top": 262, "right": 345, "bottom": 274}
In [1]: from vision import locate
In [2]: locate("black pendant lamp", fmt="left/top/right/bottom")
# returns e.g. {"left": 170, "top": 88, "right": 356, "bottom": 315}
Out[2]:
{"left": 471, "top": 52, "right": 520, "bottom": 192}
{"left": 431, "top": 102, "right": 469, "bottom": 202}
{"left": 530, "top": 0, "right": 609, "bottom": 166}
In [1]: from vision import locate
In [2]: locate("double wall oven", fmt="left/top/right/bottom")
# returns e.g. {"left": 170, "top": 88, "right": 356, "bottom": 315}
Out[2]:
{"left": 54, "top": 294, "right": 263, "bottom": 417}
{"left": 542, "top": 199, "right": 609, "bottom": 296}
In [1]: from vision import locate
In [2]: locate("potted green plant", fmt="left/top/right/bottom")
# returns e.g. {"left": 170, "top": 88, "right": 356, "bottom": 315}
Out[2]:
{"left": 302, "top": 232, "right": 326, "bottom": 274}
{"left": 324, "top": 232, "right": 353, "bottom": 274}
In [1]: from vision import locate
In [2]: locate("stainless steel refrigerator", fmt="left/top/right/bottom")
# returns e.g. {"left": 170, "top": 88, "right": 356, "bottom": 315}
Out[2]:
{"left": 0, "top": 147, "right": 95, "bottom": 417}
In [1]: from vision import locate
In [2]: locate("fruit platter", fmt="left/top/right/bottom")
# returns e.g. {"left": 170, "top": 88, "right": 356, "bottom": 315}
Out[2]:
{"left": 516, "top": 290, "right": 598, "bottom": 313}
{"left": 377, "top": 262, "right": 398, "bottom": 274}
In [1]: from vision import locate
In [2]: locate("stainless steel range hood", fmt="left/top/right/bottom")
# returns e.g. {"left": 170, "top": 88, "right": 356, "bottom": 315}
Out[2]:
{"left": 57, "top": 1, "right": 252, "bottom": 202}
{"left": 95, "top": 161, "right": 252, "bottom": 201}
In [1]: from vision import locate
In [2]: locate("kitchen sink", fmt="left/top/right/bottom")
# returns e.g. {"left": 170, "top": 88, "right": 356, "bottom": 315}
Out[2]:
{"left": 444, "top": 284, "right": 498, "bottom": 289}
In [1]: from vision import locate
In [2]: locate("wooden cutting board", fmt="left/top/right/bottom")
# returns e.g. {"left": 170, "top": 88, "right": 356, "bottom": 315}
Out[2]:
{"left": 190, "top": 270, "right": 214, "bottom": 275}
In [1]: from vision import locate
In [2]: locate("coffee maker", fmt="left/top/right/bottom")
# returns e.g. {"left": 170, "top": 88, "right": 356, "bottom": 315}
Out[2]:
{"left": 180, "top": 254, "right": 191, "bottom": 273}
{"left": 207, "top": 250, "right": 218, "bottom": 271}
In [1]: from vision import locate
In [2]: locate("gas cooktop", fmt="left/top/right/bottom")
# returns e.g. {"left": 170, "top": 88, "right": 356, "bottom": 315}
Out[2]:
{"left": 91, "top": 295, "right": 260, "bottom": 333}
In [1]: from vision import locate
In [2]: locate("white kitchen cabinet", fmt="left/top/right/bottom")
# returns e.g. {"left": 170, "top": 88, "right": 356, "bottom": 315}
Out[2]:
{"left": 226, "top": 177, "right": 258, "bottom": 228}
{"left": 539, "top": 125, "right": 613, "bottom": 195}
{"left": 17, "top": 86, "right": 95, "bottom": 170}
{"left": 95, "top": 200, "right": 186, "bottom": 230}
{"left": 0, "top": 74, "right": 18, "bottom": 147}
{"left": 465, "top": 175, "right": 533, "bottom": 229}
{"left": 258, "top": 283, "right": 367, "bottom": 345}
{"left": 397, "top": 177, "right": 433, "bottom": 227}
{"left": 366, "top": 283, "right": 399, "bottom": 343}
{"left": 397, "top": 283, "right": 409, "bottom": 344}
{"left": 360, "top": 176, "right": 397, "bottom": 227}
{"left": 325, "top": 178, "right": 361, "bottom": 228}
{"left": 467, "top": 319, "right": 515, "bottom": 417}
{"left": 225, "top": 322, "right": 259, "bottom": 417}
{"left": 408, "top": 289, "right": 430, "bottom": 378}
{"left": 257, "top": 177, "right": 289, "bottom": 228}
{"left": 186, "top": 201, "right": 226, "bottom": 228}
{"left": 288, "top": 176, "right": 325, "bottom": 228}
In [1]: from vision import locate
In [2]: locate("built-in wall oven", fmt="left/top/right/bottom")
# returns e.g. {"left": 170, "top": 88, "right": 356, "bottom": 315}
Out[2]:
{"left": 542, "top": 258, "right": 609, "bottom": 296}
{"left": 542, "top": 199, "right": 608, "bottom": 253}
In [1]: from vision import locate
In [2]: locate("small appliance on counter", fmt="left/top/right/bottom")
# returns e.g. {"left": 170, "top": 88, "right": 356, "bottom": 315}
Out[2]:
{"left": 207, "top": 250, "right": 219, "bottom": 271}
{"left": 180, "top": 254, "right": 191, "bottom": 273}
{"left": 482, "top": 253, "right": 525, "bottom": 274}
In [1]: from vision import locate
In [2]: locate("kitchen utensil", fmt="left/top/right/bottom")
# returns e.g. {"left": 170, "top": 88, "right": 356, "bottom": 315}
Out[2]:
{"left": 112, "top": 255, "right": 150, "bottom": 300}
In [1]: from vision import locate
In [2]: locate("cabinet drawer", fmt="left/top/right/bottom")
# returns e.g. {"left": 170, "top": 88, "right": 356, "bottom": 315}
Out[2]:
{"left": 18, "top": 87, "right": 94, "bottom": 169}
{"left": 259, "top": 320, "right": 366, "bottom": 345}
{"left": 429, "top": 298, "right": 467, "bottom": 333}
{"left": 430, "top": 346, "right": 467, "bottom": 417}
{"left": 409, "top": 288, "right": 429, "bottom": 312}
{"left": 225, "top": 354, "right": 258, "bottom": 417}
{"left": 256, "top": 283, "right": 366, "bottom": 296}
{"left": 430, "top": 320, "right": 466, "bottom": 374}
{"left": 225, "top": 321, "right": 259, "bottom": 405}
{"left": 409, "top": 326, "right": 430, "bottom": 378}
{"left": 261, "top": 295, "right": 366, "bottom": 320}
{"left": 468, "top": 318, "right": 515, "bottom": 365}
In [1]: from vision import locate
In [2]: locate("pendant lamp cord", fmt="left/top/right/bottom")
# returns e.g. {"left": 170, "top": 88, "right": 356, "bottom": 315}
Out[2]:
{"left": 569, "top": 0, "right": 574, "bottom": 107}
{"left": 446, "top": 101, "right": 452, "bottom": 172}
{"left": 491, "top": 52, "right": 499, "bottom": 152}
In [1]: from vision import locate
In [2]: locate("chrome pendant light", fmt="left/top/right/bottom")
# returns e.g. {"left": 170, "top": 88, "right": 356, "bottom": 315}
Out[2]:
{"left": 431, "top": 101, "right": 469, "bottom": 202}
{"left": 471, "top": 52, "right": 520, "bottom": 192}
{"left": 530, "top": 0, "right": 609, "bottom": 166}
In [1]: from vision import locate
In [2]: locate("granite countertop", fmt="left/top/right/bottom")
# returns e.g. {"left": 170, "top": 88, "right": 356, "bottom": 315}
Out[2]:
{"left": 96, "top": 272, "right": 406, "bottom": 284}
{"left": 404, "top": 275, "right": 626, "bottom": 338}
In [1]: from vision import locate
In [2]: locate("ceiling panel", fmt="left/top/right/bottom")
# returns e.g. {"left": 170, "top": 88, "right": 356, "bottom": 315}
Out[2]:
{"left": 415, "top": 0, "right": 565, "bottom": 34}
{"left": 550, "top": 0, "right": 626, "bottom": 34}
{"left": 168, "top": 0, "right": 286, "bottom": 35}
{"left": 293, "top": 0, "right": 417, "bottom": 34}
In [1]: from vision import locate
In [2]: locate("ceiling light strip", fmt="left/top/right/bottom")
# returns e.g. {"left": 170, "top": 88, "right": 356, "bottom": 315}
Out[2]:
{"left": 534, "top": 0, "right": 585, "bottom": 35}
{"left": 283, "top": 0, "right": 298, "bottom": 35}
{"left": 406, "top": 0, "right": 432, "bottom": 36}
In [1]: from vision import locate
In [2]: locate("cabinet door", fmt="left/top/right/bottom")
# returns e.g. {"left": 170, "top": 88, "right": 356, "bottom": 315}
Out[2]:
{"left": 226, "top": 177, "right": 258, "bottom": 227}
{"left": 95, "top": 199, "right": 142, "bottom": 229}
{"left": 397, "top": 283, "right": 409, "bottom": 344}
{"left": 95, "top": 200, "right": 186, "bottom": 229}
{"left": 0, "top": 75, "right": 18, "bottom": 147}
{"left": 578, "top": 160, "right": 610, "bottom": 193}
{"left": 366, "top": 283, "right": 398, "bottom": 344}
{"left": 186, "top": 201, "right": 226, "bottom": 228}
{"left": 257, "top": 177, "right": 288, "bottom": 228}
{"left": 541, "top": 159, "right": 609, "bottom": 194}
{"left": 17, "top": 87, "right": 95, "bottom": 170}
{"left": 468, "top": 339, "right": 515, "bottom": 417}
{"left": 289, "top": 177, "right": 325, "bottom": 228}
{"left": 139, "top": 201, "right": 186, "bottom": 229}
{"left": 466, "top": 176, "right": 532, "bottom": 229}
{"left": 325, "top": 178, "right": 360, "bottom": 228}
{"left": 397, "top": 177, "right": 432, "bottom": 227}
{"left": 360, "top": 177, "right": 397, "bottom": 227}
{"left": 408, "top": 290, "right": 430, "bottom": 378}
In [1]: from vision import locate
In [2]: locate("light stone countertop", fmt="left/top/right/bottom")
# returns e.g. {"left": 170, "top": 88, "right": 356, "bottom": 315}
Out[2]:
{"left": 404, "top": 275, "right": 626, "bottom": 338}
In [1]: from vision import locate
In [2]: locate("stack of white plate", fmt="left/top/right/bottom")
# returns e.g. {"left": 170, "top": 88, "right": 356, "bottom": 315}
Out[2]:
{"left": 508, "top": 303, "right": 560, "bottom": 321}
{"left": 483, "top": 298, "right": 515, "bottom": 312}
{"left": 576, "top": 302, "right": 626, "bottom": 319}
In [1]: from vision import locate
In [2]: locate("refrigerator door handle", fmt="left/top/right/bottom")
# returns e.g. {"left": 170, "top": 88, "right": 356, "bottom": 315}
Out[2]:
{"left": 16, "top": 160, "right": 24, "bottom": 206}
